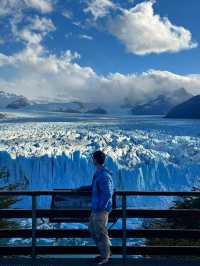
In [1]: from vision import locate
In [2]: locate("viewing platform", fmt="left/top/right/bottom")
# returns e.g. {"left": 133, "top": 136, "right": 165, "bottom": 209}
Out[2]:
{"left": 0, "top": 190, "right": 200, "bottom": 266}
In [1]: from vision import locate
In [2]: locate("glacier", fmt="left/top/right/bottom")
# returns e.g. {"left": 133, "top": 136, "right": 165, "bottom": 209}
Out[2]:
{"left": 0, "top": 116, "right": 200, "bottom": 211}
{"left": 0, "top": 115, "right": 200, "bottom": 245}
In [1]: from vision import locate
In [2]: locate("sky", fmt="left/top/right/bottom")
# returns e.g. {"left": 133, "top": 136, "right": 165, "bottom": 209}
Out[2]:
{"left": 0, "top": 0, "right": 200, "bottom": 104}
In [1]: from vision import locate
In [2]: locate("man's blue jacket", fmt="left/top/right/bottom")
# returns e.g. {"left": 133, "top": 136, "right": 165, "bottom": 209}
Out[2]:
{"left": 80, "top": 167, "right": 113, "bottom": 213}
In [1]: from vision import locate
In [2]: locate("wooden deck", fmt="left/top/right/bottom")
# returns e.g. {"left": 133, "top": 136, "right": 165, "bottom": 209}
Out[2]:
{"left": 0, "top": 258, "right": 200, "bottom": 266}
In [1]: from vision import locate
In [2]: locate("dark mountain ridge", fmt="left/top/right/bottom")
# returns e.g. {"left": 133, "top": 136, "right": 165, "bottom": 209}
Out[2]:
{"left": 166, "top": 95, "right": 200, "bottom": 119}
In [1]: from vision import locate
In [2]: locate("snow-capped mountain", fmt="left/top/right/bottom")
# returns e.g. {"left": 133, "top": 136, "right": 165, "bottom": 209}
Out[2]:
{"left": 0, "top": 88, "right": 193, "bottom": 115}
{"left": 7, "top": 97, "right": 31, "bottom": 109}
{"left": 166, "top": 95, "right": 200, "bottom": 119}
{"left": 131, "top": 88, "right": 192, "bottom": 115}
{"left": 27, "top": 88, "right": 192, "bottom": 115}
{"left": 0, "top": 90, "right": 31, "bottom": 109}
{"left": 0, "top": 112, "right": 6, "bottom": 119}
{"left": 25, "top": 101, "right": 108, "bottom": 114}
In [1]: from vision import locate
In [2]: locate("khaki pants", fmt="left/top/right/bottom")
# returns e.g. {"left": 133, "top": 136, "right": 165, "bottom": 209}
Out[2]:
{"left": 88, "top": 211, "right": 111, "bottom": 259}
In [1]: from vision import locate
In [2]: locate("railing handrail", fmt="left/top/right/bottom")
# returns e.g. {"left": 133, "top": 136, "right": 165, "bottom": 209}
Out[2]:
{"left": 1, "top": 190, "right": 200, "bottom": 261}
{"left": 0, "top": 190, "right": 200, "bottom": 196}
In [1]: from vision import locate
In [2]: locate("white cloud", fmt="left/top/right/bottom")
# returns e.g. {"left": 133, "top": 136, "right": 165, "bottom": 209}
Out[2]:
{"left": 0, "top": 0, "right": 53, "bottom": 16}
{"left": 79, "top": 34, "right": 93, "bottom": 40}
{"left": 84, "top": 0, "right": 116, "bottom": 20}
{"left": 0, "top": 44, "right": 82, "bottom": 73}
{"left": 0, "top": 0, "right": 20, "bottom": 17}
{"left": 25, "top": 0, "right": 53, "bottom": 13}
{"left": 109, "top": 0, "right": 197, "bottom": 55}
{"left": 101, "top": 70, "right": 200, "bottom": 104}
{"left": 0, "top": 0, "right": 54, "bottom": 45}
{"left": 0, "top": 43, "right": 200, "bottom": 104}
{"left": 29, "top": 16, "right": 55, "bottom": 32}
{"left": 62, "top": 10, "right": 73, "bottom": 20}
{"left": 16, "top": 16, "right": 56, "bottom": 45}
{"left": 72, "top": 21, "right": 85, "bottom": 28}
{"left": 0, "top": 0, "right": 199, "bottom": 104}
{"left": 0, "top": 44, "right": 96, "bottom": 100}
{"left": 18, "top": 29, "right": 43, "bottom": 44}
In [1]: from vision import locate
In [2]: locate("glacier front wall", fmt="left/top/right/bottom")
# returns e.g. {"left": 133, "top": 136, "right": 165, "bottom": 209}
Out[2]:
{"left": 0, "top": 150, "right": 200, "bottom": 210}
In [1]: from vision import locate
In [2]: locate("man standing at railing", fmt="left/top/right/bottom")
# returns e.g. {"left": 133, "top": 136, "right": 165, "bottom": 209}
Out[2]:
{"left": 78, "top": 150, "right": 114, "bottom": 265}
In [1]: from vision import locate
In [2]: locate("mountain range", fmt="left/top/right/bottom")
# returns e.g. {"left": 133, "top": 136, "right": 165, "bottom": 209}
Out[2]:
{"left": 130, "top": 88, "right": 192, "bottom": 115}
{"left": 0, "top": 88, "right": 194, "bottom": 116}
{"left": 166, "top": 95, "right": 200, "bottom": 119}
{"left": 0, "top": 90, "right": 31, "bottom": 109}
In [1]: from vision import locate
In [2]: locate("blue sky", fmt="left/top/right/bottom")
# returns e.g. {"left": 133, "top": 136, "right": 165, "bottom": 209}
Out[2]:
{"left": 50, "top": 0, "right": 200, "bottom": 75}
{"left": 0, "top": 0, "right": 200, "bottom": 103}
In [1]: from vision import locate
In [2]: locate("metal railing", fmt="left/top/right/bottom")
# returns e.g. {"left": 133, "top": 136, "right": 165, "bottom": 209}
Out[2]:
{"left": 0, "top": 190, "right": 200, "bottom": 262}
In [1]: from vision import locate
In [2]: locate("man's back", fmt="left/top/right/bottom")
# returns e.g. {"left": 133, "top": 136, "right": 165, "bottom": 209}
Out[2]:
{"left": 91, "top": 167, "right": 113, "bottom": 213}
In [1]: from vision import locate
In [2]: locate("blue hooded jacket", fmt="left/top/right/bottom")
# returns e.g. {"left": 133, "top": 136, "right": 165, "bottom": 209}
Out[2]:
{"left": 80, "top": 167, "right": 113, "bottom": 213}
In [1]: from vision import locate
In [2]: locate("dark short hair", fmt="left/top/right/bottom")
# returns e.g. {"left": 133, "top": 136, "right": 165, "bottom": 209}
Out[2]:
{"left": 92, "top": 150, "right": 106, "bottom": 165}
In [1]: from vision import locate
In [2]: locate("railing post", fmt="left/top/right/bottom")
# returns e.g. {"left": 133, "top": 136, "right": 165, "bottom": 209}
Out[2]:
{"left": 112, "top": 191, "right": 117, "bottom": 209}
{"left": 32, "top": 195, "right": 37, "bottom": 259}
{"left": 122, "top": 194, "right": 127, "bottom": 263}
